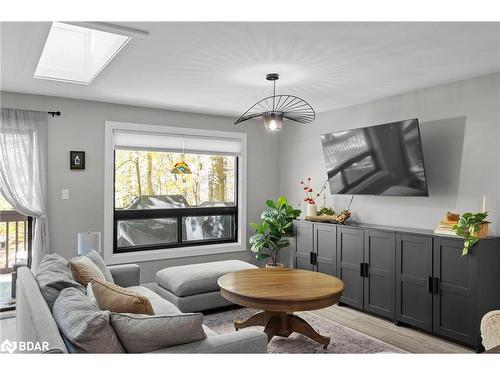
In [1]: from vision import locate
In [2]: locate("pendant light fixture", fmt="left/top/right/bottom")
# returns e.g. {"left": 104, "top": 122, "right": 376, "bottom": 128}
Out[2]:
{"left": 170, "top": 136, "right": 192, "bottom": 174}
{"left": 234, "top": 73, "right": 315, "bottom": 131}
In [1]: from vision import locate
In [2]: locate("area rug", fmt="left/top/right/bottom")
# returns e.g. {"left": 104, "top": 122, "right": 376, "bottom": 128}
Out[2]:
{"left": 203, "top": 308, "right": 406, "bottom": 354}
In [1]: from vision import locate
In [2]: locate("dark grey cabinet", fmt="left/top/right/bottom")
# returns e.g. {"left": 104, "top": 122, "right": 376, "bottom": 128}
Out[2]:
{"left": 364, "top": 230, "right": 396, "bottom": 320}
{"left": 294, "top": 221, "right": 314, "bottom": 271}
{"left": 294, "top": 221, "right": 336, "bottom": 274}
{"left": 336, "top": 227, "right": 364, "bottom": 309}
{"left": 396, "top": 234, "right": 433, "bottom": 332}
{"left": 294, "top": 219, "right": 500, "bottom": 350}
{"left": 433, "top": 238, "right": 476, "bottom": 346}
{"left": 314, "top": 223, "right": 337, "bottom": 276}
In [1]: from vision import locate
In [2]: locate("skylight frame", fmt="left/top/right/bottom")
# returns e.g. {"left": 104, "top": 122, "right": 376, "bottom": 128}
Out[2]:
{"left": 34, "top": 22, "right": 132, "bottom": 85}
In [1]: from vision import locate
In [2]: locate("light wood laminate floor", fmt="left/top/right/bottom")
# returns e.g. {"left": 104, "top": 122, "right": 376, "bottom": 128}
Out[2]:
{"left": 314, "top": 304, "right": 473, "bottom": 353}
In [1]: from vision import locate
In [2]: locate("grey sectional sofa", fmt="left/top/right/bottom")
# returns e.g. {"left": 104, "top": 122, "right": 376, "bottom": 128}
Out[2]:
{"left": 16, "top": 263, "right": 267, "bottom": 353}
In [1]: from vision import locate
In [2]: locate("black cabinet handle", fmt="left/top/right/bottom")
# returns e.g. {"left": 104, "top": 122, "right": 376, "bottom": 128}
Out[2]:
{"left": 310, "top": 252, "right": 314, "bottom": 265}
{"left": 433, "top": 277, "right": 439, "bottom": 295}
{"left": 427, "top": 276, "right": 433, "bottom": 294}
{"left": 364, "top": 263, "right": 369, "bottom": 277}
{"left": 313, "top": 252, "right": 318, "bottom": 265}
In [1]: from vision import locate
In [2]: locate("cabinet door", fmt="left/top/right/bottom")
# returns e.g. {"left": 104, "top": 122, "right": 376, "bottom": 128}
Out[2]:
{"left": 337, "top": 227, "right": 364, "bottom": 309}
{"left": 433, "top": 238, "right": 477, "bottom": 346}
{"left": 363, "top": 230, "right": 396, "bottom": 319}
{"left": 314, "top": 223, "right": 337, "bottom": 276}
{"left": 395, "top": 234, "right": 433, "bottom": 332}
{"left": 294, "top": 221, "right": 314, "bottom": 271}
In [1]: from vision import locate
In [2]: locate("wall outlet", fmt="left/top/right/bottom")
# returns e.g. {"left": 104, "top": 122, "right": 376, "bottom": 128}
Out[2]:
{"left": 61, "top": 189, "right": 70, "bottom": 200}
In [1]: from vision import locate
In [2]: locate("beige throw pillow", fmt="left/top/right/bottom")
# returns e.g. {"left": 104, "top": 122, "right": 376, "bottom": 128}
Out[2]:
{"left": 90, "top": 279, "right": 155, "bottom": 315}
{"left": 69, "top": 256, "right": 106, "bottom": 286}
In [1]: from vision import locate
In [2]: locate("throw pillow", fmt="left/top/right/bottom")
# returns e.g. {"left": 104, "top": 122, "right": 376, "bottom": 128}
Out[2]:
{"left": 36, "top": 253, "right": 85, "bottom": 310}
{"left": 53, "top": 287, "right": 125, "bottom": 353}
{"left": 85, "top": 250, "right": 114, "bottom": 283}
{"left": 69, "top": 256, "right": 106, "bottom": 286}
{"left": 90, "top": 278, "right": 155, "bottom": 315}
{"left": 110, "top": 312, "right": 206, "bottom": 353}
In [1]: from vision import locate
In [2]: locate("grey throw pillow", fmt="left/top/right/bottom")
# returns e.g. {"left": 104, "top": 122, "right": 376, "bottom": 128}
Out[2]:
{"left": 85, "top": 250, "right": 114, "bottom": 283}
{"left": 36, "top": 253, "right": 85, "bottom": 310}
{"left": 53, "top": 287, "right": 125, "bottom": 353}
{"left": 110, "top": 312, "right": 206, "bottom": 353}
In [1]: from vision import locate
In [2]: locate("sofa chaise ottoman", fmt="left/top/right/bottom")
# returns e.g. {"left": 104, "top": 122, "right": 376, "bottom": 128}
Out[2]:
{"left": 155, "top": 260, "right": 258, "bottom": 312}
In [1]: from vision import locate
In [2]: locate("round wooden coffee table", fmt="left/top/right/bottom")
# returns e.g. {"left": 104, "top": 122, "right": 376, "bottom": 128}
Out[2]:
{"left": 218, "top": 268, "right": 344, "bottom": 348}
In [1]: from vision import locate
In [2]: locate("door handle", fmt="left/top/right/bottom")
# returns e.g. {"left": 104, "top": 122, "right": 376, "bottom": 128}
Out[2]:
{"left": 364, "top": 263, "right": 369, "bottom": 277}
{"left": 433, "top": 277, "right": 439, "bottom": 295}
{"left": 313, "top": 252, "right": 318, "bottom": 266}
{"left": 427, "top": 276, "right": 433, "bottom": 294}
{"left": 310, "top": 252, "right": 314, "bottom": 265}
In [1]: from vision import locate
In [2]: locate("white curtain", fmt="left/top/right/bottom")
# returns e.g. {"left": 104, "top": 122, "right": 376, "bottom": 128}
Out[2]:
{"left": 0, "top": 108, "right": 49, "bottom": 272}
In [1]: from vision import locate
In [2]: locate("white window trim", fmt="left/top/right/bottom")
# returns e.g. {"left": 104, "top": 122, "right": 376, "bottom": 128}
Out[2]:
{"left": 104, "top": 120, "right": 247, "bottom": 265}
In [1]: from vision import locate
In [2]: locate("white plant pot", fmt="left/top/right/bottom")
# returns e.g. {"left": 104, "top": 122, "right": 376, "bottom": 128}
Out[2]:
{"left": 306, "top": 204, "right": 317, "bottom": 217}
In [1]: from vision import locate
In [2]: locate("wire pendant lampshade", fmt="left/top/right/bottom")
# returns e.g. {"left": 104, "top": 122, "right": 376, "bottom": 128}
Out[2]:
{"left": 234, "top": 73, "right": 315, "bottom": 131}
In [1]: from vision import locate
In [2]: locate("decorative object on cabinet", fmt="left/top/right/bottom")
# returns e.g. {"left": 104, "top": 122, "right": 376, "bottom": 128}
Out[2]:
{"left": 70, "top": 151, "right": 85, "bottom": 170}
{"left": 452, "top": 211, "right": 489, "bottom": 255}
{"left": 318, "top": 206, "right": 335, "bottom": 216}
{"left": 249, "top": 196, "right": 301, "bottom": 267}
{"left": 433, "top": 211, "right": 459, "bottom": 236}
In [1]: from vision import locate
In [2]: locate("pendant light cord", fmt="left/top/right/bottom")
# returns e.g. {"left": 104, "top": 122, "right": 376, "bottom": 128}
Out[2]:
{"left": 272, "top": 80, "right": 276, "bottom": 112}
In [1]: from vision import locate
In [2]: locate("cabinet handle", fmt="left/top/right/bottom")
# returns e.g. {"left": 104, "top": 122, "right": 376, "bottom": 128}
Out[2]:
{"left": 312, "top": 252, "right": 318, "bottom": 266}
{"left": 433, "top": 277, "right": 439, "bottom": 295}
{"left": 364, "top": 263, "right": 369, "bottom": 277}
{"left": 427, "top": 276, "right": 433, "bottom": 294}
{"left": 310, "top": 252, "right": 314, "bottom": 265}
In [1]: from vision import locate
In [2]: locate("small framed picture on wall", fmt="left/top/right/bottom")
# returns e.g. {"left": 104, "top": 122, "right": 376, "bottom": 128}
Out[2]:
{"left": 70, "top": 151, "right": 85, "bottom": 170}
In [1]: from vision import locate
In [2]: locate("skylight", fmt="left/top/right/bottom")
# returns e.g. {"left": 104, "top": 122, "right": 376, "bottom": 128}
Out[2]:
{"left": 34, "top": 22, "right": 130, "bottom": 85}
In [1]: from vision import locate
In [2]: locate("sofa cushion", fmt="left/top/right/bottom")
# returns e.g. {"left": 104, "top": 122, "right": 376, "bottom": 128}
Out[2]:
{"left": 127, "top": 286, "right": 181, "bottom": 315}
{"left": 156, "top": 260, "right": 257, "bottom": 297}
{"left": 110, "top": 312, "right": 206, "bottom": 353}
{"left": 69, "top": 256, "right": 106, "bottom": 286}
{"left": 91, "top": 279, "right": 155, "bottom": 315}
{"left": 85, "top": 250, "right": 114, "bottom": 283}
{"left": 36, "top": 253, "right": 85, "bottom": 310}
{"left": 52, "top": 287, "right": 125, "bottom": 353}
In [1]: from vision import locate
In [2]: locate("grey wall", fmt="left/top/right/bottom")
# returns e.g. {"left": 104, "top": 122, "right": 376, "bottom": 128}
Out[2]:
{"left": 278, "top": 72, "right": 500, "bottom": 235}
{"left": 0, "top": 91, "right": 279, "bottom": 282}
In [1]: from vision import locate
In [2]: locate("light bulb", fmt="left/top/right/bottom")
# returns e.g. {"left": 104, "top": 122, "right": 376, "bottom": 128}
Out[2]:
{"left": 263, "top": 112, "right": 283, "bottom": 131}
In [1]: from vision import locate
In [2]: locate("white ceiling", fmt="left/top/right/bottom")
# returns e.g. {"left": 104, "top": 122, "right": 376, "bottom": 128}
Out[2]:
{"left": 1, "top": 22, "right": 499, "bottom": 117}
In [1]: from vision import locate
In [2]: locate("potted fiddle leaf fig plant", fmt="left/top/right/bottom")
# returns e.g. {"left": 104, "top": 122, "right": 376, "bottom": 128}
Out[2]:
{"left": 249, "top": 196, "right": 301, "bottom": 268}
{"left": 452, "top": 211, "right": 489, "bottom": 256}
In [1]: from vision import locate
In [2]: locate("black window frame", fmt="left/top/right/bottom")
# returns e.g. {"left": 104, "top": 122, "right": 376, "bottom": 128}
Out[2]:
{"left": 112, "top": 151, "right": 239, "bottom": 254}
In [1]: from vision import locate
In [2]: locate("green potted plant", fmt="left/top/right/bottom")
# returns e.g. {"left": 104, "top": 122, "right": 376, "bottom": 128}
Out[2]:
{"left": 452, "top": 211, "right": 489, "bottom": 256}
{"left": 249, "top": 196, "right": 301, "bottom": 268}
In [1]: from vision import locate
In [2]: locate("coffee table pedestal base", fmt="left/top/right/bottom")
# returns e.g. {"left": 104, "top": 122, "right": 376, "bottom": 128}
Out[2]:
{"left": 234, "top": 311, "right": 331, "bottom": 349}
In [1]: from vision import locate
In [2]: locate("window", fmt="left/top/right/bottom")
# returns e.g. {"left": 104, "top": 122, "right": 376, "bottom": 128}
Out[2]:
{"left": 35, "top": 22, "right": 130, "bottom": 84}
{"left": 105, "top": 122, "right": 246, "bottom": 261}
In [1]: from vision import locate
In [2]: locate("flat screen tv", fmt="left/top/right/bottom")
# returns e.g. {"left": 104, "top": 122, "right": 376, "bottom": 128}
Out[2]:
{"left": 320, "top": 119, "right": 428, "bottom": 196}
